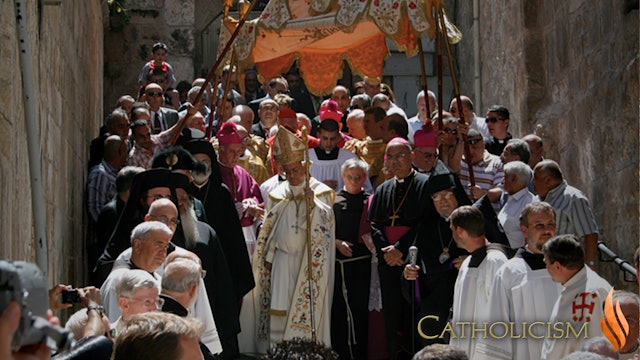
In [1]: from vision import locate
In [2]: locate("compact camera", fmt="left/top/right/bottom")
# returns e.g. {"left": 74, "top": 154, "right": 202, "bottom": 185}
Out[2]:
{"left": 61, "top": 289, "right": 81, "bottom": 304}
{"left": 0, "top": 260, "right": 73, "bottom": 351}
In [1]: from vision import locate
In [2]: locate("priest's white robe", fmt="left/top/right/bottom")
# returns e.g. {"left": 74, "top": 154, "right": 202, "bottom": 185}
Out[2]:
{"left": 309, "top": 148, "right": 373, "bottom": 193}
{"left": 540, "top": 266, "right": 611, "bottom": 360}
{"left": 239, "top": 178, "right": 335, "bottom": 355}
{"left": 474, "top": 253, "right": 562, "bottom": 360}
{"left": 449, "top": 246, "right": 509, "bottom": 359}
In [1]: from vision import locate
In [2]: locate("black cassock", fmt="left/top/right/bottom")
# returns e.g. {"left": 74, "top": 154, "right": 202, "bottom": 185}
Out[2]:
{"left": 184, "top": 140, "right": 255, "bottom": 301}
{"left": 160, "top": 294, "right": 216, "bottom": 360}
{"left": 331, "top": 190, "right": 371, "bottom": 360}
{"left": 368, "top": 170, "right": 430, "bottom": 359}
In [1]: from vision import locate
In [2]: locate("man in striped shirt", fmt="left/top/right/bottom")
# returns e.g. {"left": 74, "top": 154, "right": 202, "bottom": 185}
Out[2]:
{"left": 451, "top": 129, "right": 504, "bottom": 207}
{"left": 533, "top": 159, "right": 599, "bottom": 269}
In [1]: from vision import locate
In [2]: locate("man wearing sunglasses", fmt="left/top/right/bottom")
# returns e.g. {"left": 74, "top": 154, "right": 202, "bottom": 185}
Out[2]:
{"left": 144, "top": 81, "right": 179, "bottom": 134}
{"left": 484, "top": 105, "right": 513, "bottom": 156}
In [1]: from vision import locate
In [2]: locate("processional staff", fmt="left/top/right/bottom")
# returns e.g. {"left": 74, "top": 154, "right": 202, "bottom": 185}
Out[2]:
{"left": 301, "top": 125, "right": 317, "bottom": 343}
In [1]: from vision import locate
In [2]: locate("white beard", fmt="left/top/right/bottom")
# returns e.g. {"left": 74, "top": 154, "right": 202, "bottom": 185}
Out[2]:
{"left": 192, "top": 167, "right": 211, "bottom": 186}
{"left": 180, "top": 205, "right": 200, "bottom": 250}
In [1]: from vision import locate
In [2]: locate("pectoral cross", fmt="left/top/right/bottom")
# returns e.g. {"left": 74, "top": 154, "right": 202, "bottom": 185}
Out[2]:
{"left": 389, "top": 214, "right": 400, "bottom": 226}
{"left": 291, "top": 221, "right": 302, "bottom": 234}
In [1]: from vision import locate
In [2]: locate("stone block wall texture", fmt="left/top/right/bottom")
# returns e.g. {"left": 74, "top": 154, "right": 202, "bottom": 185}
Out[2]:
{"left": 104, "top": 0, "right": 215, "bottom": 112}
{"left": 454, "top": 0, "right": 639, "bottom": 290}
{"left": 0, "top": 1, "right": 103, "bottom": 285}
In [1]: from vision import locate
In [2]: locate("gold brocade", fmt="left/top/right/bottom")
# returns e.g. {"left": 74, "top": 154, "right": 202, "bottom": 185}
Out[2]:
{"left": 240, "top": 179, "right": 335, "bottom": 352}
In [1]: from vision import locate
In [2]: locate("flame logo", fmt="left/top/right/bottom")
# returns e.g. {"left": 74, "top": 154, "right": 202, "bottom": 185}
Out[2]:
{"left": 601, "top": 288, "right": 629, "bottom": 352}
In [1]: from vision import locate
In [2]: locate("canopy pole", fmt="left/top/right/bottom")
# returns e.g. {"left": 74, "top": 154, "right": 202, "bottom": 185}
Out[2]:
{"left": 437, "top": 4, "right": 475, "bottom": 186}
{"left": 206, "top": 73, "right": 219, "bottom": 139}
{"left": 435, "top": 2, "right": 444, "bottom": 157}
{"left": 417, "top": 40, "right": 431, "bottom": 119}
{"left": 172, "top": 0, "right": 257, "bottom": 144}
{"left": 218, "top": 49, "right": 238, "bottom": 133}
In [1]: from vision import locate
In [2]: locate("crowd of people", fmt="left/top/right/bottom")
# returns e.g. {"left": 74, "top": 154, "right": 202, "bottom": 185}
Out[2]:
{"left": 4, "top": 41, "right": 639, "bottom": 360}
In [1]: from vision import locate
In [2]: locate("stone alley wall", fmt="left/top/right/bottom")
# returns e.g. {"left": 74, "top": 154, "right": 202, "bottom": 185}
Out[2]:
{"left": 0, "top": 1, "right": 103, "bottom": 285}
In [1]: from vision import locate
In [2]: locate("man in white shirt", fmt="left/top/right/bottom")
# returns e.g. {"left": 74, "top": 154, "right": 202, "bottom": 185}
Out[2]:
{"left": 497, "top": 161, "right": 535, "bottom": 249}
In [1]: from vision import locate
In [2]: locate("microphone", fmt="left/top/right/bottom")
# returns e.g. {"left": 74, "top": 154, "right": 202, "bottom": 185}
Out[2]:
{"left": 409, "top": 246, "right": 418, "bottom": 267}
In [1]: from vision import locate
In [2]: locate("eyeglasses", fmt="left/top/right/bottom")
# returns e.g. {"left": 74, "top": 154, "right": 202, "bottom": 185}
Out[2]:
{"left": 485, "top": 117, "right": 503, "bottom": 123}
{"left": 468, "top": 138, "right": 483, "bottom": 145}
{"left": 443, "top": 128, "right": 457, "bottom": 135}
{"left": 124, "top": 296, "right": 165, "bottom": 309}
{"left": 151, "top": 215, "right": 180, "bottom": 226}
{"left": 146, "top": 92, "right": 164, "bottom": 98}
{"left": 150, "top": 78, "right": 166, "bottom": 84}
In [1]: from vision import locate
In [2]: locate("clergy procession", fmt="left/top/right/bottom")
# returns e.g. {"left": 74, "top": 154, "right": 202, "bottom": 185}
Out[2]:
{"left": 71, "top": 43, "right": 640, "bottom": 359}
{"left": 4, "top": 1, "right": 638, "bottom": 360}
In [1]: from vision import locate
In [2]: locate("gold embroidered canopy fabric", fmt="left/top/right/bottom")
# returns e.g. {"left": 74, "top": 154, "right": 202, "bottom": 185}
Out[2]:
{"left": 219, "top": 0, "right": 460, "bottom": 96}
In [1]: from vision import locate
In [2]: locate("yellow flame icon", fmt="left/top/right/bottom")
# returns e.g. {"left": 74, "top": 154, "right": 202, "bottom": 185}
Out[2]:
{"left": 600, "top": 288, "right": 629, "bottom": 352}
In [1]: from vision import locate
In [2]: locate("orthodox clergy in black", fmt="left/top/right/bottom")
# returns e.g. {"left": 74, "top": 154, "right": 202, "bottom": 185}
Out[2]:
{"left": 368, "top": 139, "right": 431, "bottom": 360}
{"left": 170, "top": 172, "right": 243, "bottom": 360}
{"left": 411, "top": 170, "right": 470, "bottom": 347}
{"left": 331, "top": 189, "right": 372, "bottom": 360}
{"left": 183, "top": 139, "right": 255, "bottom": 300}
{"left": 91, "top": 168, "right": 173, "bottom": 286}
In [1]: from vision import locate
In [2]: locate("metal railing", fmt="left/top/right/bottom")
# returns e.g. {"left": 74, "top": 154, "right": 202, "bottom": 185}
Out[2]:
{"left": 598, "top": 241, "right": 637, "bottom": 282}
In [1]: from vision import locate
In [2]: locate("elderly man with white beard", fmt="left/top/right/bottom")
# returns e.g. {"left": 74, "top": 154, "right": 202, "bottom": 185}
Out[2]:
{"left": 182, "top": 139, "right": 255, "bottom": 303}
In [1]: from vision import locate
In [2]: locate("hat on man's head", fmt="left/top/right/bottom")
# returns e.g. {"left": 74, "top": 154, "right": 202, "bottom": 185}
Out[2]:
{"left": 135, "top": 168, "right": 173, "bottom": 194}
{"left": 218, "top": 121, "right": 243, "bottom": 145}
{"left": 184, "top": 139, "right": 216, "bottom": 159}
{"left": 182, "top": 139, "right": 222, "bottom": 183}
{"left": 386, "top": 136, "right": 412, "bottom": 152}
{"left": 278, "top": 107, "right": 297, "bottom": 120}
{"left": 151, "top": 146, "right": 197, "bottom": 171}
{"left": 272, "top": 126, "right": 306, "bottom": 165}
{"left": 152, "top": 42, "right": 169, "bottom": 52}
{"left": 414, "top": 122, "right": 437, "bottom": 148}
{"left": 319, "top": 100, "right": 343, "bottom": 124}
{"left": 427, "top": 173, "right": 458, "bottom": 194}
